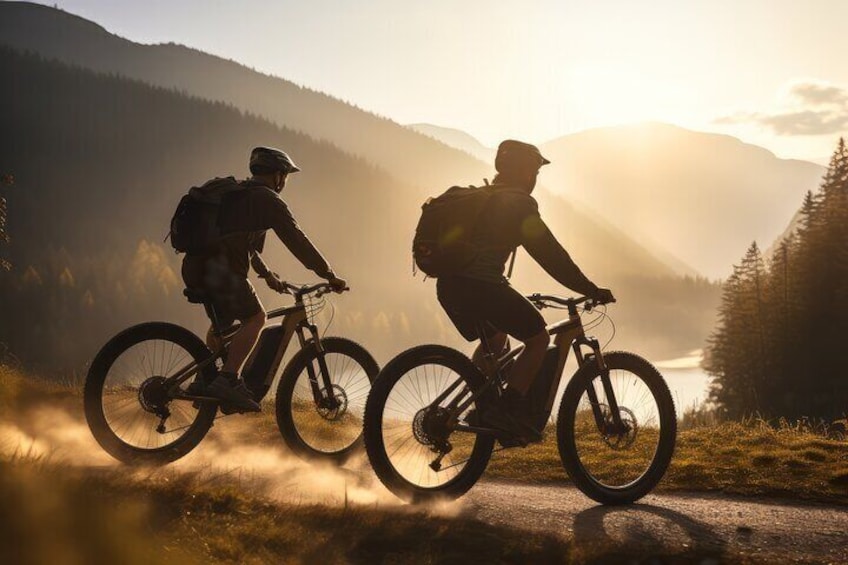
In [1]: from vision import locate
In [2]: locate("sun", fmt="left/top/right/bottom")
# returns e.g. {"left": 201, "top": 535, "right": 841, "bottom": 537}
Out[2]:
{"left": 563, "top": 64, "right": 687, "bottom": 129}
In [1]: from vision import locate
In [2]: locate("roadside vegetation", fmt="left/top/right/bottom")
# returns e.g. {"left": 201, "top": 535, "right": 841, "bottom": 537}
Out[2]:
{"left": 0, "top": 457, "right": 574, "bottom": 565}
{"left": 0, "top": 364, "right": 838, "bottom": 563}
{"left": 486, "top": 416, "right": 848, "bottom": 504}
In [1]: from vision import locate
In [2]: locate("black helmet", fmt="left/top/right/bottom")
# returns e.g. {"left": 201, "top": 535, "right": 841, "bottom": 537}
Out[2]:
{"left": 249, "top": 146, "right": 301, "bottom": 175}
{"left": 494, "top": 140, "right": 550, "bottom": 174}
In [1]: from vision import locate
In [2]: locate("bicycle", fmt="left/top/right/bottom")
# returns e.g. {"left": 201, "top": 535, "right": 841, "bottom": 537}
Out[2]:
{"left": 84, "top": 281, "right": 378, "bottom": 465}
{"left": 363, "top": 294, "right": 676, "bottom": 504}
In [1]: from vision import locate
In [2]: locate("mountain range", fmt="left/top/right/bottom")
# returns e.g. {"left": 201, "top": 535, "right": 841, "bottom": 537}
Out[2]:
{"left": 0, "top": 2, "right": 740, "bottom": 367}
{"left": 407, "top": 121, "right": 825, "bottom": 278}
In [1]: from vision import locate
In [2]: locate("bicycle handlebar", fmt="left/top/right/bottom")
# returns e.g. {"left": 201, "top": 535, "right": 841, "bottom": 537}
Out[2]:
{"left": 527, "top": 293, "right": 614, "bottom": 311}
{"left": 280, "top": 281, "right": 349, "bottom": 300}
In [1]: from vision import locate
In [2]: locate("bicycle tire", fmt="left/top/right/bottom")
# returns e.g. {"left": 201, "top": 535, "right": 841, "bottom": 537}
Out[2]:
{"left": 84, "top": 322, "right": 218, "bottom": 465}
{"left": 556, "top": 351, "right": 676, "bottom": 504}
{"left": 363, "top": 344, "right": 495, "bottom": 502}
{"left": 275, "top": 337, "right": 378, "bottom": 464}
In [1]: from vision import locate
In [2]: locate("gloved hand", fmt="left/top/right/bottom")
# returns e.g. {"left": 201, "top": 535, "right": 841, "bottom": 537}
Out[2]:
{"left": 593, "top": 287, "right": 616, "bottom": 305}
{"left": 327, "top": 274, "right": 348, "bottom": 293}
{"left": 263, "top": 272, "right": 289, "bottom": 294}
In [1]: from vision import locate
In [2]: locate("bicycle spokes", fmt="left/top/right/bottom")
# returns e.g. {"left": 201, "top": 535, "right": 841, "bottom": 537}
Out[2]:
{"left": 381, "top": 364, "right": 478, "bottom": 489}
{"left": 289, "top": 351, "right": 370, "bottom": 454}
{"left": 573, "top": 368, "right": 662, "bottom": 488}
{"left": 101, "top": 339, "right": 203, "bottom": 450}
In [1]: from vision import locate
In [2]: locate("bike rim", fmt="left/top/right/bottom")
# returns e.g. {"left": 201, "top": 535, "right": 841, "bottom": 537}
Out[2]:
{"left": 381, "top": 363, "right": 479, "bottom": 489}
{"left": 289, "top": 352, "right": 371, "bottom": 454}
{"left": 100, "top": 338, "right": 204, "bottom": 451}
{"left": 571, "top": 368, "right": 664, "bottom": 490}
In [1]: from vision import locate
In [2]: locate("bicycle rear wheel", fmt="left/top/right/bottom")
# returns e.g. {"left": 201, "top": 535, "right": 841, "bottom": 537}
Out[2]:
{"left": 84, "top": 322, "right": 218, "bottom": 465}
{"left": 363, "top": 345, "right": 495, "bottom": 502}
{"left": 275, "top": 337, "right": 378, "bottom": 464}
{"left": 557, "top": 351, "right": 676, "bottom": 505}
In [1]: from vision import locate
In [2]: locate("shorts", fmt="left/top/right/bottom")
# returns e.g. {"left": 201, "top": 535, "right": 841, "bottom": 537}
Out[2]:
{"left": 436, "top": 276, "right": 546, "bottom": 342}
{"left": 182, "top": 254, "right": 263, "bottom": 328}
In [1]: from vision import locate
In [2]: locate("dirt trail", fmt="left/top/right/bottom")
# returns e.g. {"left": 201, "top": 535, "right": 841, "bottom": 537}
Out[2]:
{"left": 3, "top": 392, "right": 846, "bottom": 563}
{"left": 463, "top": 481, "right": 847, "bottom": 563}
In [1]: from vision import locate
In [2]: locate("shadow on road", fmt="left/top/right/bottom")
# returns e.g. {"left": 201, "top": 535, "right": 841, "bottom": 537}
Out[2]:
{"left": 572, "top": 502, "right": 727, "bottom": 563}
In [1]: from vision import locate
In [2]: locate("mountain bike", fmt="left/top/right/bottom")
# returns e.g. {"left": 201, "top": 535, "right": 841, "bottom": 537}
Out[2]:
{"left": 84, "top": 282, "right": 378, "bottom": 465}
{"left": 364, "top": 294, "right": 676, "bottom": 504}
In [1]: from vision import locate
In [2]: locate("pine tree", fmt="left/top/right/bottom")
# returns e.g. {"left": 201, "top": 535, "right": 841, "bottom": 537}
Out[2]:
{"left": 706, "top": 139, "right": 848, "bottom": 420}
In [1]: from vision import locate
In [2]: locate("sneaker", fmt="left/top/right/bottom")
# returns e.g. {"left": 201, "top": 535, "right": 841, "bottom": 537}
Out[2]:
{"left": 205, "top": 374, "right": 261, "bottom": 413}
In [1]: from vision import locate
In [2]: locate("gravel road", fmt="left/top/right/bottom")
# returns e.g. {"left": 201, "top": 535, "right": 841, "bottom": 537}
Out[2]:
{"left": 462, "top": 481, "right": 847, "bottom": 563}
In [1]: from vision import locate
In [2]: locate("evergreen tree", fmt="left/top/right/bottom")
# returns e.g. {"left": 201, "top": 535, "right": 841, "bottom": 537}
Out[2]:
{"left": 706, "top": 139, "right": 848, "bottom": 420}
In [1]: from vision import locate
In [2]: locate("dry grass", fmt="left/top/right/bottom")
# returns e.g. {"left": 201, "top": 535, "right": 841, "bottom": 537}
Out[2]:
{"left": 0, "top": 363, "right": 842, "bottom": 563}
{"left": 486, "top": 418, "right": 848, "bottom": 504}
{"left": 0, "top": 455, "right": 574, "bottom": 565}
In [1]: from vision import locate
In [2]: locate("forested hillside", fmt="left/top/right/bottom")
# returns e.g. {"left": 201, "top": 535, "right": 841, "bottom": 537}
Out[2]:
{"left": 705, "top": 140, "right": 848, "bottom": 420}
{"left": 0, "top": 1, "right": 487, "bottom": 189}
{"left": 0, "top": 47, "right": 719, "bottom": 371}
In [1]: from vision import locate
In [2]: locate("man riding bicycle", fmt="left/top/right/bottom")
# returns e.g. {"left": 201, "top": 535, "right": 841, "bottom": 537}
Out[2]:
{"left": 436, "top": 140, "right": 614, "bottom": 439}
{"left": 182, "top": 146, "right": 346, "bottom": 412}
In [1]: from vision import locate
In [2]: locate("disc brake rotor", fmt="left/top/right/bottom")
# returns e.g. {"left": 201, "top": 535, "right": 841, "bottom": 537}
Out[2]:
{"left": 599, "top": 404, "right": 638, "bottom": 450}
{"left": 316, "top": 384, "right": 348, "bottom": 421}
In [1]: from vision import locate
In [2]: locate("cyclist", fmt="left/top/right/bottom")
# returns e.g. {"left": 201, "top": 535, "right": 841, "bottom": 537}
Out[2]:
{"left": 436, "top": 139, "right": 614, "bottom": 439}
{"left": 182, "top": 146, "right": 346, "bottom": 412}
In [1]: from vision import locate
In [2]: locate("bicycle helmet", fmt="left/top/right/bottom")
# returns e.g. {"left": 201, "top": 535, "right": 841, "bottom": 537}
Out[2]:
{"left": 249, "top": 146, "right": 301, "bottom": 175}
{"left": 494, "top": 140, "right": 550, "bottom": 174}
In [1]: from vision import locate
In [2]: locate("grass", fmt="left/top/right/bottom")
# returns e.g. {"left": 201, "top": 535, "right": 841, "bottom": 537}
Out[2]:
{"left": 485, "top": 418, "right": 848, "bottom": 504}
{"left": 0, "top": 456, "right": 573, "bottom": 565}
{"left": 0, "top": 363, "right": 843, "bottom": 563}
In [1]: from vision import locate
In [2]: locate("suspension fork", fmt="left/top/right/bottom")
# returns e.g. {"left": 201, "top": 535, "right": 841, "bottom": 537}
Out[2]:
{"left": 297, "top": 324, "right": 337, "bottom": 407}
{"left": 576, "top": 337, "right": 625, "bottom": 432}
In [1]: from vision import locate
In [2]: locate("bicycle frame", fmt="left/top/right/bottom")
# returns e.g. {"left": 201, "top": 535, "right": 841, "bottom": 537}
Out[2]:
{"left": 439, "top": 296, "right": 625, "bottom": 436}
{"left": 163, "top": 286, "right": 338, "bottom": 407}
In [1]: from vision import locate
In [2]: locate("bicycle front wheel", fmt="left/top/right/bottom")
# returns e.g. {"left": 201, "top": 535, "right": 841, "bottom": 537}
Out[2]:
{"left": 83, "top": 322, "right": 218, "bottom": 465}
{"left": 275, "top": 337, "right": 378, "bottom": 464}
{"left": 363, "top": 345, "right": 495, "bottom": 502}
{"left": 557, "top": 351, "right": 677, "bottom": 505}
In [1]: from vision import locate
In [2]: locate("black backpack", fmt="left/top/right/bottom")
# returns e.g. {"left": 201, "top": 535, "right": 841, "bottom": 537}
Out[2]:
{"left": 168, "top": 176, "right": 244, "bottom": 254}
{"left": 412, "top": 183, "right": 495, "bottom": 277}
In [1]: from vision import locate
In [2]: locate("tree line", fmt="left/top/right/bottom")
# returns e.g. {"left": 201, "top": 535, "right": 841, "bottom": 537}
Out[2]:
{"left": 705, "top": 139, "right": 848, "bottom": 421}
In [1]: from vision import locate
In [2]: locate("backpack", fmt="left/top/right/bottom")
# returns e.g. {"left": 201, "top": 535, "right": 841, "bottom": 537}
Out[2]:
{"left": 168, "top": 176, "right": 244, "bottom": 254}
{"left": 412, "top": 183, "right": 495, "bottom": 277}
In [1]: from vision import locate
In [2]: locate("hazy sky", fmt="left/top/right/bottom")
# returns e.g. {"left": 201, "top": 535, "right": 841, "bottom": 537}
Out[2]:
{"left": 30, "top": 0, "right": 848, "bottom": 162}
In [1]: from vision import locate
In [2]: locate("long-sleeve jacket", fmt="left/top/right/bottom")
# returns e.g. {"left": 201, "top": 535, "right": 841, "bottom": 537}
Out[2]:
{"left": 214, "top": 180, "right": 332, "bottom": 279}
{"left": 462, "top": 184, "right": 598, "bottom": 296}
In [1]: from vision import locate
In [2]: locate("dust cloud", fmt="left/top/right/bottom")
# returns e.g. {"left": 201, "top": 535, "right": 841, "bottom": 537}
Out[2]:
{"left": 0, "top": 399, "right": 464, "bottom": 516}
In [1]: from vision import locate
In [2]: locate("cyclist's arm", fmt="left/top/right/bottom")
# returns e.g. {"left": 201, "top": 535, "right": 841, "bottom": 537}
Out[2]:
{"left": 250, "top": 251, "right": 271, "bottom": 278}
{"left": 520, "top": 211, "right": 599, "bottom": 297}
{"left": 266, "top": 198, "right": 334, "bottom": 279}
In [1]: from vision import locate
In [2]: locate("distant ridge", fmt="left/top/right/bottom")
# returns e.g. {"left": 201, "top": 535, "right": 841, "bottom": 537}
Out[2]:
{"left": 0, "top": 1, "right": 684, "bottom": 282}
{"left": 0, "top": 5, "right": 723, "bottom": 364}
{"left": 408, "top": 123, "right": 494, "bottom": 162}
{"left": 540, "top": 122, "right": 824, "bottom": 278}
{"left": 0, "top": 1, "right": 486, "bottom": 190}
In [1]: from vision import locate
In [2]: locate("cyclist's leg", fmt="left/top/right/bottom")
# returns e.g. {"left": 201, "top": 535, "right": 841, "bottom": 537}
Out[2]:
{"left": 480, "top": 284, "right": 548, "bottom": 395}
{"left": 471, "top": 329, "right": 508, "bottom": 373}
{"left": 221, "top": 310, "right": 265, "bottom": 375}
{"left": 507, "top": 329, "right": 549, "bottom": 395}
{"left": 196, "top": 258, "right": 264, "bottom": 410}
